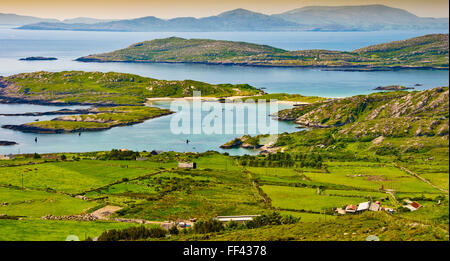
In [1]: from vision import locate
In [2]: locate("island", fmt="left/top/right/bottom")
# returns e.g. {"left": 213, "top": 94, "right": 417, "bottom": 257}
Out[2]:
{"left": 0, "top": 140, "right": 18, "bottom": 146}
{"left": 374, "top": 85, "right": 414, "bottom": 91}
{"left": 2, "top": 106, "right": 173, "bottom": 133}
{"left": 0, "top": 71, "right": 264, "bottom": 106}
{"left": 19, "top": 57, "right": 57, "bottom": 61}
{"left": 76, "top": 34, "right": 449, "bottom": 70}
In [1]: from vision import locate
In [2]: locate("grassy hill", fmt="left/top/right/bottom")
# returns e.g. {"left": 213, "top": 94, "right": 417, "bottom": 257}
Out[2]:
{"left": 0, "top": 71, "right": 263, "bottom": 105}
{"left": 276, "top": 87, "right": 449, "bottom": 138}
{"left": 77, "top": 34, "right": 449, "bottom": 70}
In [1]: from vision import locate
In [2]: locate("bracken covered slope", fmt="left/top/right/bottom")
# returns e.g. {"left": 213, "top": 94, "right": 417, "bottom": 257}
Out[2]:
{"left": 277, "top": 87, "right": 449, "bottom": 138}
{"left": 77, "top": 34, "right": 449, "bottom": 70}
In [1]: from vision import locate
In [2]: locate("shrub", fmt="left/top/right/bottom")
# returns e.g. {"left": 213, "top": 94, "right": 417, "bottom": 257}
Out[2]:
{"left": 168, "top": 225, "right": 179, "bottom": 235}
{"left": 193, "top": 219, "right": 224, "bottom": 234}
{"left": 97, "top": 226, "right": 167, "bottom": 241}
{"left": 246, "top": 212, "right": 299, "bottom": 229}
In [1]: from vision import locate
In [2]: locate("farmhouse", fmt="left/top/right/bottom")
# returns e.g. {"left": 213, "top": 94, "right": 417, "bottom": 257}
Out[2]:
{"left": 403, "top": 201, "right": 422, "bottom": 211}
{"left": 357, "top": 202, "right": 370, "bottom": 213}
{"left": 178, "top": 162, "right": 197, "bottom": 169}
{"left": 214, "top": 215, "right": 259, "bottom": 223}
{"left": 345, "top": 205, "right": 357, "bottom": 214}
{"left": 0, "top": 154, "right": 14, "bottom": 160}
{"left": 369, "top": 202, "right": 381, "bottom": 212}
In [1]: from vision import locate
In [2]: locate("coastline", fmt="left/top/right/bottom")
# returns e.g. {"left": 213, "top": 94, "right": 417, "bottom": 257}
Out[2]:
{"left": 74, "top": 58, "right": 450, "bottom": 71}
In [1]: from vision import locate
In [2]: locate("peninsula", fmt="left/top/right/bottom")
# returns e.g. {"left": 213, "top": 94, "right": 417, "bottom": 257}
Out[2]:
{"left": 76, "top": 34, "right": 449, "bottom": 70}
{"left": 0, "top": 71, "right": 264, "bottom": 106}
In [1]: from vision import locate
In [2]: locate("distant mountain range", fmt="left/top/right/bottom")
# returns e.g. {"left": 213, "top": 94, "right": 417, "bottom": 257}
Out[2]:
{"left": 0, "top": 13, "right": 116, "bottom": 26}
{"left": 0, "top": 13, "right": 59, "bottom": 26}
{"left": 4, "top": 5, "right": 449, "bottom": 32}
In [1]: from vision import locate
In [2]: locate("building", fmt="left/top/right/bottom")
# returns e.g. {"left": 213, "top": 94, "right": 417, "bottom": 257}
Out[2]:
{"left": 150, "top": 150, "right": 163, "bottom": 155}
{"left": 345, "top": 205, "right": 357, "bottom": 214}
{"left": 214, "top": 215, "right": 259, "bottom": 223}
{"left": 404, "top": 201, "right": 422, "bottom": 211}
{"left": 369, "top": 202, "right": 380, "bottom": 212}
{"left": 178, "top": 162, "right": 197, "bottom": 169}
{"left": 0, "top": 154, "right": 14, "bottom": 160}
{"left": 410, "top": 202, "right": 422, "bottom": 209}
{"left": 136, "top": 157, "right": 148, "bottom": 161}
{"left": 336, "top": 208, "right": 346, "bottom": 215}
{"left": 357, "top": 202, "right": 370, "bottom": 213}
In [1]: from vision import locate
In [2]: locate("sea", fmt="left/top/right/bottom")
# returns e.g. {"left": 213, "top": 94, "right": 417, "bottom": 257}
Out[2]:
{"left": 0, "top": 27, "right": 448, "bottom": 155}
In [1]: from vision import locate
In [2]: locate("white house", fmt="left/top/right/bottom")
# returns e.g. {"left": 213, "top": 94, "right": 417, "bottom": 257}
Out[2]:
{"left": 0, "top": 154, "right": 14, "bottom": 160}
{"left": 214, "top": 215, "right": 259, "bottom": 223}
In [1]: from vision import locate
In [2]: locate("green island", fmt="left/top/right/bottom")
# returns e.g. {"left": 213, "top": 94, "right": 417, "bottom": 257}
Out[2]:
{"left": 0, "top": 71, "right": 264, "bottom": 106}
{"left": 2, "top": 106, "right": 173, "bottom": 133}
{"left": 76, "top": 34, "right": 449, "bottom": 70}
{"left": 1, "top": 87, "right": 448, "bottom": 241}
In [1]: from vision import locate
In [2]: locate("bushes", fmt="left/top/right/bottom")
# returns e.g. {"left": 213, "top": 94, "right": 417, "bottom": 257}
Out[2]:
{"left": 97, "top": 226, "right": 167, "bottom": 241}
{"left": 168, "top": 225, "right": 179, "bottom": 235}
{"left": 245, "top": 212, "right": 299, "bottom": 229}
{"left": 193, "top": 219, "right": 224, "bottom": 234}
{"left": 238, "top": 152, "right": 323, "bottom": 168}
{"left": 99, "top": 149, "right": 140, "bottom": 160}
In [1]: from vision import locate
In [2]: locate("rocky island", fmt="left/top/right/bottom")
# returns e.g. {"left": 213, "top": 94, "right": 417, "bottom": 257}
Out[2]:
{"left": 0, "top": 140, "right": 18, "bottom": 146}
{"left": 2, "top": 106, "right": 173, "bottom": 134}
{"left": 19, "top": 57, "right": 57, "bottom": 61}
{"left": 76, "top": 34, "right": 449, "bottom": 70}
{"left": 374, "top": 85, "right": 414, "bottom": 91}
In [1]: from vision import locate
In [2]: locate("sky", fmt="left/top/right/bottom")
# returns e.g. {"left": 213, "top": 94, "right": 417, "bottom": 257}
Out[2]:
{"left": 1, "top": 0, "right": 449, "bottom": 20}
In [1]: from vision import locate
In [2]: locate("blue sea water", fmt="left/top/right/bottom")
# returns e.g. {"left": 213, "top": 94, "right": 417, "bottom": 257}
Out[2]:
{"left": 0, "top": 28, "right": 448, "bottom": 154}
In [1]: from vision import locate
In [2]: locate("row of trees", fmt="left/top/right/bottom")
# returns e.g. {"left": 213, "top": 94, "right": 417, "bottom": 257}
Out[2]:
{"left": 238, "top": 152, "right": 323, "bottom": 168}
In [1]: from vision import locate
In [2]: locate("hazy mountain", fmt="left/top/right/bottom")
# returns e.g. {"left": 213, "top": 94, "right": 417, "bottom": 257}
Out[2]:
{"left": 0, "top": 13, "right": 59, "bottom": 26}
{"left": 16, "top": 5, "right": 450, "bottom": 32}
{"left": 18, "top": 9, "right": 296, "bottom": 31}
{"left": 273, "top": 5, "right": 449, "bottom": 30}
{"left": 62, "top": 17, "right": 119, "bottom": 24}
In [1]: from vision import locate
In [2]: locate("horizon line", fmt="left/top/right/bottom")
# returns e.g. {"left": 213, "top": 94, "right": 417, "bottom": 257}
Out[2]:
{"left": 1, "top": 4, "right": 449, "bottom": 21}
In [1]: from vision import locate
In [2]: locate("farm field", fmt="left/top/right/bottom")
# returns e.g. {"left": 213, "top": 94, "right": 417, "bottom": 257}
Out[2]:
{"left": 0, "top": 218, "right": 156, "bottom": 241}
{"left": 0, "top": 150, "right": 448, "bottom": 241}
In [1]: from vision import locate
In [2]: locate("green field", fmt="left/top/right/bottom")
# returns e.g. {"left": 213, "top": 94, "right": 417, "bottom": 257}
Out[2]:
{"left": 0, "top": 219, "right": 157, "bottom": 241}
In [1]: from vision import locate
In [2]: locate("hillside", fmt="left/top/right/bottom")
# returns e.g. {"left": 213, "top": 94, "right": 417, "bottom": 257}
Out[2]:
{"left": 16, "top": 5, "right": 449, "bottom": 32}
{"left": 276, "top": 87, "right": 449, "bottom": 139}
{"left": 77, "top": 34, "right": 449, "bottom": 70}
{"left": 0, "top": 71, "right": 263, "bottom": 105}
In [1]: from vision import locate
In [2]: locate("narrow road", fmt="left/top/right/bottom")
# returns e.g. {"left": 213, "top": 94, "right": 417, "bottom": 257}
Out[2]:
{"left": 395, "top": 163, "right": 449, "bottom": 193}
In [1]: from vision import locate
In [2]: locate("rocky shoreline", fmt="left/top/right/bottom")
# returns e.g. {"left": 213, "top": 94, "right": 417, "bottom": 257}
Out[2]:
{"left": 74, "top": 58, "right": 449, "bottom": 71}
{"left": 0, "top": 108, "right": 99, "bottom": 116}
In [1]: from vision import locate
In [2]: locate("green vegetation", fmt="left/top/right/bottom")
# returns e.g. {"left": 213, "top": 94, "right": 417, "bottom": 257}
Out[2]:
{"left": 0, "top": 86, "right": 448, "bottom": 241}
{"left": 7, "top": 106, "right": 172, "bottom": 133}
{"left": 171, "top": 212, "right": 448, "bottom": 241}
{"left": 241, "top": 93, "right": 326, "bottom": 103}
{"left": 0, "top": 219, "right": 146, "bottom": 241}
{"left": 1, "top": 71, "right": 263, "bottom": 105}
{"left": 77, "top": 34, "right": 449, "bottom": 70}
